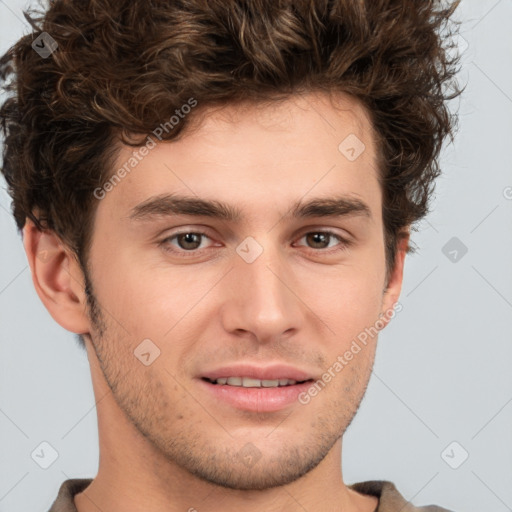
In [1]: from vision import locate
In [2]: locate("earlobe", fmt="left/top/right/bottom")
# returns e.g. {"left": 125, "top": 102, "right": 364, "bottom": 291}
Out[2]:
{"left": 22, "top": 219, "right": 91, "bottom": 334}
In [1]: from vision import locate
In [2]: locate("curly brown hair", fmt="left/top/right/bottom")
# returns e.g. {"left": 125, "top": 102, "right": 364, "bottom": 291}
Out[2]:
{"left": 1, "top": 0, "right": 462, "bottom": 294}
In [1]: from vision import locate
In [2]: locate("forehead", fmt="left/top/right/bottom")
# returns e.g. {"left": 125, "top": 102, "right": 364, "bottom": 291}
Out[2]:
{"left": 105, "top": 91, "right": 381, "bottom": 221}
{"left": 175, "top": 91, "right": 377, "bottom": 160}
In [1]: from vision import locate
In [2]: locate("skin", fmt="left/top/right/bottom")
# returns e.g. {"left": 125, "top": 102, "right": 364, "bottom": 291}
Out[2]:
{"left": 23, "top": 91, "right": 409, "bottom": 512}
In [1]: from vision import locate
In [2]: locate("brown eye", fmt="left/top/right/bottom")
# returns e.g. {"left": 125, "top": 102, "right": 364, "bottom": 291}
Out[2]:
{"left": 175, "top": 233, "right": 203, "bottom": 250}
{"left": 160, "top": 231, "right": 213, "bottom": 255}
{"left": 305, "top": 232, "right": 331, "bottom": 249}
{"left": 295, "top": 231, "right": 351, "bottom": 254}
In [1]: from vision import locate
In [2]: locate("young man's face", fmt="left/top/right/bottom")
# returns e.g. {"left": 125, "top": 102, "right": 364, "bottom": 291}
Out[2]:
{"left": 45, "top": 91, "right": 407, "bottom": 491}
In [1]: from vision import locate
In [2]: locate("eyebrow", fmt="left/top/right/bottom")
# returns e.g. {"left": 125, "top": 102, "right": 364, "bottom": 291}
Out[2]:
{"left": 127, "top": 193, "right": 372, "bottom": 223}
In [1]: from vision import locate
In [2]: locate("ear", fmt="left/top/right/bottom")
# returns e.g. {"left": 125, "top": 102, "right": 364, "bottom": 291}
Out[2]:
{"left": 22, "top": 219, "right": 91, "bottom": 334}
{"left": 378, "top": 230, "right": 410, "bottom": 330}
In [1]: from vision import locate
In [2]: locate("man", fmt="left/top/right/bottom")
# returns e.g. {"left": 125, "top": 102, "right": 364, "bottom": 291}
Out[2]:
{"left": 0, "top": 0, "right": 462, "bottom": 510}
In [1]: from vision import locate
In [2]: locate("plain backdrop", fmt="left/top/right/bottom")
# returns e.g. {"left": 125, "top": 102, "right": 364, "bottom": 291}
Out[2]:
{"left": 1, "top": 1, "right": 511, "bottom": 511}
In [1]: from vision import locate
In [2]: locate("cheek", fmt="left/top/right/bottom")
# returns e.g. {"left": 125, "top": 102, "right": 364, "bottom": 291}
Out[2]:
{"left": 303, "top": 262, "right": 384, "bottom": 336}
{"left": 95, "top": 261, "right": 222, "bottom": 353}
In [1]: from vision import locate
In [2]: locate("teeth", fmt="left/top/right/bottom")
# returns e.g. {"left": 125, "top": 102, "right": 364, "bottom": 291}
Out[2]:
{"left": 262, "top": 379, "right": 279, "bottom": 387}
{"left": 243, "top": 377, "right": 262, "bottom": 387}
{"left": 211, "top": 377, "right": 299, "bottom": 387}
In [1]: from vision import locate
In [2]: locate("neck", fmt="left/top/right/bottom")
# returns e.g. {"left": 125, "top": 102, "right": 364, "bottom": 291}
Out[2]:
{"left": 74, "top": 440, "right": 377, "bottom": 512}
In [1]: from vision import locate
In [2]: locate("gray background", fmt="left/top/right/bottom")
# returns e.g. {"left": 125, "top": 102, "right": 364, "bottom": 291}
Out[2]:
{"left": 1, "top": 1, "right": 511, "bottom": 511}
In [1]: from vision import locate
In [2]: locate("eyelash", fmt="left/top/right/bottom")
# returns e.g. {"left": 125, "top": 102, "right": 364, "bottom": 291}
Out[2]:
{"left": 158, "top": 229, "right": 352, "bottom": 258}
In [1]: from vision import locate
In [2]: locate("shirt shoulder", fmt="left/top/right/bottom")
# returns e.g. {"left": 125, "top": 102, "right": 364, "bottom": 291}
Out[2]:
{"left": 47, "top": 478, "right": 92, "bottom": 512}
{"left": 349, "top": 480, "right": 455, "bottom": 512}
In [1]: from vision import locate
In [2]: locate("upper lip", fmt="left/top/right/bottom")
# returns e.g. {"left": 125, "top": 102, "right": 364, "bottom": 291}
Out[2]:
{"left": 200, "top": 364, "right": 315, "bottom": 382}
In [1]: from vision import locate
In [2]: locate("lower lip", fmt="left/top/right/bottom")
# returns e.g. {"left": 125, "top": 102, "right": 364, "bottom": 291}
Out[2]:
{"left": 198, "top": 378, "right": 314, "bottom": 412}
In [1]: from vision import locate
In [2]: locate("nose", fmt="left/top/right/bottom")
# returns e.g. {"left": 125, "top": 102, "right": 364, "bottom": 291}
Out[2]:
{"left": 219, "top": 238, "right": 304, "bottom": 344}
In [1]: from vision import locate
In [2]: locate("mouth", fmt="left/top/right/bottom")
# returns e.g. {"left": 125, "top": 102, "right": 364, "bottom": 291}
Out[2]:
{"left": 202, "top": 376, "right": 313, "bottom": 387}
{"left": 198, "top": 376, "right": 315, "bottom": 412}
